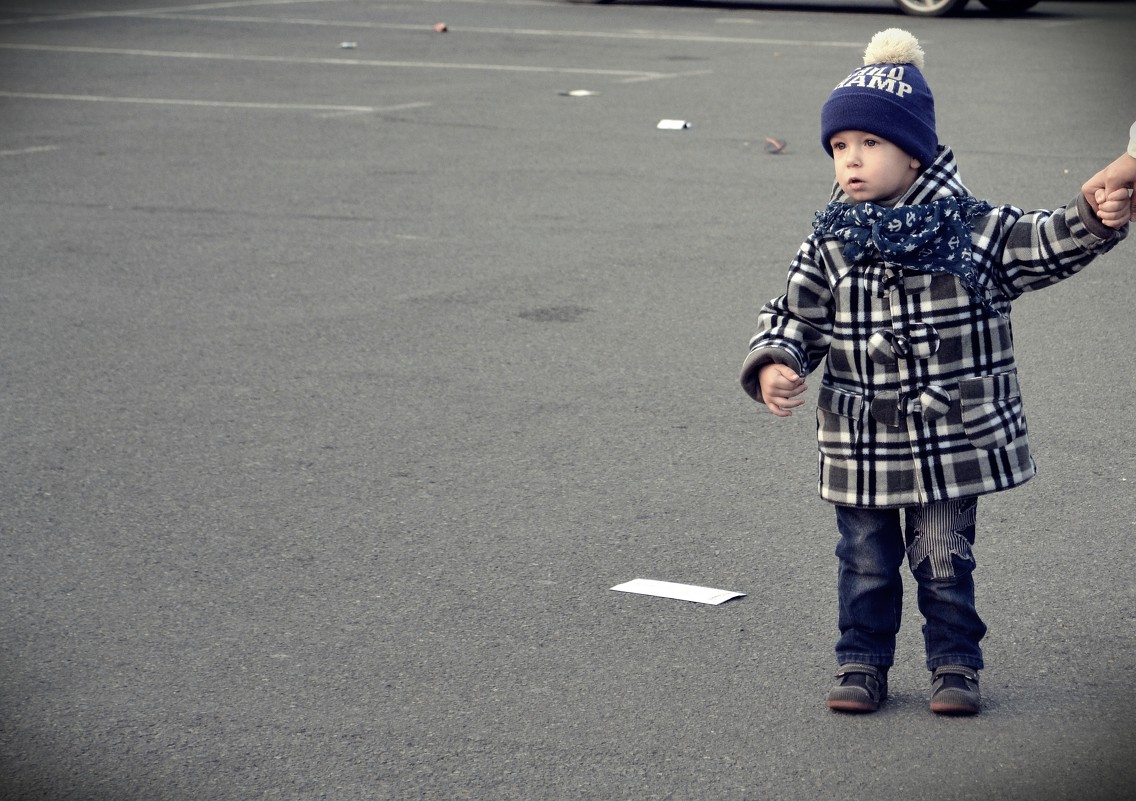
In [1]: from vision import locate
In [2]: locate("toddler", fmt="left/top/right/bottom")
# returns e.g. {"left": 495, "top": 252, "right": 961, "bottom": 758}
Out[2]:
{"left": 740, "top": 29, "right": 1130, "bottom": 715}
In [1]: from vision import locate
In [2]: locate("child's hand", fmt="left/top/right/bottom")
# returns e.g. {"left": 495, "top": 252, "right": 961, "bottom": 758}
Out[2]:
{"left": 1094, "top": 187, "right": 1134, "bottom": 230}
{"left": 758, "top": 363, "right": 808, "bottom": 417}
{"left": 1083, "top": 152, "right": 1136, "bottom": 224}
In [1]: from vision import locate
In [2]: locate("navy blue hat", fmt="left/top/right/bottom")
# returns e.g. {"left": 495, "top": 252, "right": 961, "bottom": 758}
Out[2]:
{"left": 821, "top": 29, "right": 937, "bottom": 168}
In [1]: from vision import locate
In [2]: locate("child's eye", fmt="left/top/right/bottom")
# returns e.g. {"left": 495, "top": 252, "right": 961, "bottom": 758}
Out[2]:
{"left": 865, "top": 139, "right": 878, "bottom": 147}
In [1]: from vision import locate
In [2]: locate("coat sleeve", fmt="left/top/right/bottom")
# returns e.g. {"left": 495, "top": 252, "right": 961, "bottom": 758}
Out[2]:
{"left": 983, "top": 193, "right": 1127, "bottom": 299}
{"left": 741, "top": 236, "right": 834, "bottom": 403}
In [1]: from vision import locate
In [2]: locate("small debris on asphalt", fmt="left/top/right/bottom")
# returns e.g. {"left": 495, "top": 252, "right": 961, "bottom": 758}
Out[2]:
{"left": 559, "top": 89, "right": 598, "bottom": 97}
{"left": 657, "top": 119, "right": 691, "bottom": 130}
{"left": 433, "top": 22, "right": 448, "bottom": 32}
{"left": 339, "top": 41, "right": 357, "bottom": 49}
{"left": 765, "top": 137, "right": 786, "bottom": 154}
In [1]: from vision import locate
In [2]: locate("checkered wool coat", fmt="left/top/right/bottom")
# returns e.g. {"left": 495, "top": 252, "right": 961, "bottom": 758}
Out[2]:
{"left": 741, "top": 147, "right": 1126, "bottom": 508}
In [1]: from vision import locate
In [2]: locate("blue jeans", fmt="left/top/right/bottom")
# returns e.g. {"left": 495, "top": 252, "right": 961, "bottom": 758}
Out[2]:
{"left": 834, "top": 499, "right": 986, "bottom": 671}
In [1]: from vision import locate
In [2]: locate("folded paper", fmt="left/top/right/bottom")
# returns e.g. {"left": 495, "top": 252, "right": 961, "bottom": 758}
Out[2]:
{"left": 611, "top": 578, "right": 744, "bottom": 605}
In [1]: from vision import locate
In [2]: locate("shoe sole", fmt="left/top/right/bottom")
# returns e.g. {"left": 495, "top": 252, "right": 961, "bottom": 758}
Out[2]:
{"left": 826, "top": 686, "right": 884, "bottom": 713}
{"left": 930, "top": 689, "right": 980, "bottom": 715}
{"left": 930, "top": 700, "right": 979, "bottom": 715}
{"left": 827, "top": 698, "right": 880, "bottom": 713}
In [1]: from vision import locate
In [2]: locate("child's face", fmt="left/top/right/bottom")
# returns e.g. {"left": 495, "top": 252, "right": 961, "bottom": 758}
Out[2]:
{"left": 829, "top": 130, "right": 921, "bottom": 204}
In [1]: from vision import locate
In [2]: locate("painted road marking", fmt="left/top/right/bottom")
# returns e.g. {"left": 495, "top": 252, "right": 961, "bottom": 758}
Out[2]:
{"left": 0, "top": 43, "right": 685, "bottom": 80}
{"left": 35, "top": 11, "right": 860, "bottom": 49}
{"left": 0, "top": 90, "right": 430, "bottom": 114}
{"left": 0, "top": 145, "right": 60, "bottom": 157}
{"left": 0, "top": 0, "right": 349, "bottom": 25}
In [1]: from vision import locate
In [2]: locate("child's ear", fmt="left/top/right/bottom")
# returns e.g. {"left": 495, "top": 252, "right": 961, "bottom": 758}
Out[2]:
{"left": 911, "top": 157, "right": 922, "bottom": 169}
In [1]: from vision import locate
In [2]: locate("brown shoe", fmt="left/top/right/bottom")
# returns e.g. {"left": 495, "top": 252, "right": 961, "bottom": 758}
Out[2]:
{"left": 930, "top": 665, "right": 981, "bottom": 715}
{"left": 826, "top": 663, "right": 888, "bottom": 713}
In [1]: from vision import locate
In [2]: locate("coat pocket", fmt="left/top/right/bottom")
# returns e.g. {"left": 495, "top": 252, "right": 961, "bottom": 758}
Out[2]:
{"left": 957, "top": 372, "right": 1023, "bottom": 451}
{"left": 816, "top": 385, "right": 865, "bottom": 459}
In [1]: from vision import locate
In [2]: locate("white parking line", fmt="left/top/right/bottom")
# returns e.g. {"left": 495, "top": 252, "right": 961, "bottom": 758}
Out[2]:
{"left": 27, "top": 11, "right": 861, "bottom": 49}
{"left": 0, "top": 144, "right": 60, "bottom": 157}
{"left": 0, "top": 90, "right": 429, "bottom": 114}
{"left": 0, "top": 43, "right": 680, "bottom": 80}
{"left": 0, "top": 0, "right": 349, "bottom": 25}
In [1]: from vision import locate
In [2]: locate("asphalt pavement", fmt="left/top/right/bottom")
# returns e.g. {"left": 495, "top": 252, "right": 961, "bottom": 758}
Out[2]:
{"left": 2, "top": 1, "right": 1135, "bottom": 799}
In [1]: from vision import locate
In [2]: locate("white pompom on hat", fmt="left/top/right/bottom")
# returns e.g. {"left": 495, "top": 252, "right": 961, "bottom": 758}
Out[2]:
{"left": 820, "top": 28, "right": 938, "bottom": 168}
{"left": 862, "top": 27, "right": 925, "bottom": 70}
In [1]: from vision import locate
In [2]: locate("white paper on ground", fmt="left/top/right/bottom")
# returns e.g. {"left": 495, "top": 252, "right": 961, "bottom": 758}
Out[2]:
{"left": 656, "top": 119, "right": 691, "bottom": 130}
{"left": 610, "top": 578, "right": 745, "bottom": 605}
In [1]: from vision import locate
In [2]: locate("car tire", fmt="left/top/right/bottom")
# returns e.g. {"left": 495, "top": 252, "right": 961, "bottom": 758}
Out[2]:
{"left": 893, "top": 0, "right": 970, "bottom": 16}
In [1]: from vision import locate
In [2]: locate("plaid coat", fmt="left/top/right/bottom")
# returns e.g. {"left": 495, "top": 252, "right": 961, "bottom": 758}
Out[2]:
{"left": 741, "top": 147, "right": 1126, "bottom": 508}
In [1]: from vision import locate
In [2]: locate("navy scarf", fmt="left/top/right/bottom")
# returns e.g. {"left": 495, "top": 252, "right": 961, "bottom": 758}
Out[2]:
{"left": 813, "top": 196, "right": 999, "bottom": 316}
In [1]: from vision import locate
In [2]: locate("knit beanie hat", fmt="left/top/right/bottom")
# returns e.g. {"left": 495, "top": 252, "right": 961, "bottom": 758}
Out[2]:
{"left": 820, "top": 29, "right": 937, "bottom": 168}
